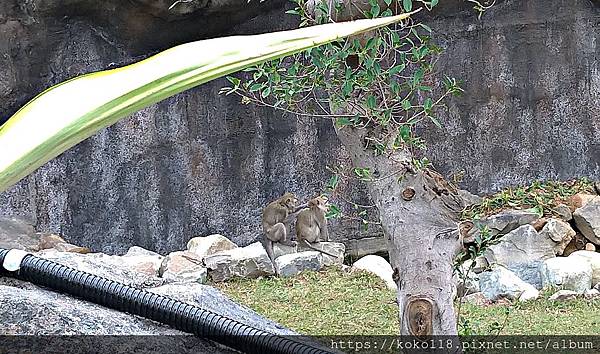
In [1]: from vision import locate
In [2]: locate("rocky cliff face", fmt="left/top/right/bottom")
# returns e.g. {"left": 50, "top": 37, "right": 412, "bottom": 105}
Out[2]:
{"left": 1, "top": 0, "right": 599, "bottom": 254}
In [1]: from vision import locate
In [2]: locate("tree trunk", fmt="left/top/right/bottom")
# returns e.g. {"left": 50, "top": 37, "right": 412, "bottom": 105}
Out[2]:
{"left": 335, "top": 125, "right": 464, "bottom": 335}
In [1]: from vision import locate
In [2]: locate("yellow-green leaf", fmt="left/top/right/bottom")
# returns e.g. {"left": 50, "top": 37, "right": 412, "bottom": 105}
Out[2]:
{"left": 0, "top": 12, "right": 415, "bottom": 193}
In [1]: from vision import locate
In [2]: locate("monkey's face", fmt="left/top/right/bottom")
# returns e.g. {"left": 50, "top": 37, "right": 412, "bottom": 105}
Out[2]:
{"left": 309, "top": 196, "right": 329, "bottom": 213}
{"left": 280, "top": 192, "right": 297, "bottom": 212}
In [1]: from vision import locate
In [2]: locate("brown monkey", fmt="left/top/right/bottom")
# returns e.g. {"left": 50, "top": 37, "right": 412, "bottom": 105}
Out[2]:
{"left": 295, "top": 196, "right": 339, "bottom": 258}
{"left": 261, "top": 192, "right": 299, "bottom": 273}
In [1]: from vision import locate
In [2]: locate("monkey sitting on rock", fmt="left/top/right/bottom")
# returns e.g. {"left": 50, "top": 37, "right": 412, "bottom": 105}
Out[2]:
{"left": 261, "top": 192, "right": 302, "bottom": 274}
{"left": 261, "top": 193, "right": 338, "bottom": 275}
{"left": 295, "top": 196, "right": 339, "bottom": 259}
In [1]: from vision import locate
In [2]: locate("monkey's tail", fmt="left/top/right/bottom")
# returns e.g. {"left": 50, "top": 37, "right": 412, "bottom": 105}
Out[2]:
{"left": 302, "top": 240, "right": 339, "bottom": 259}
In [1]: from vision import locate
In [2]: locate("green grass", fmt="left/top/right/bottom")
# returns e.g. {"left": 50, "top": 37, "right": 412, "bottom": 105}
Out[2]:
{"left": 215, "top": 268, "right": 600, "bottom": 336}
{"left": 461, "top": 178, "right": 595, "bottom": 221}
{"left": 459, "top": 292, "right": 600, "bottom": 335}
{"left": 215, "top": 267, "right": 399, "bottom": 335}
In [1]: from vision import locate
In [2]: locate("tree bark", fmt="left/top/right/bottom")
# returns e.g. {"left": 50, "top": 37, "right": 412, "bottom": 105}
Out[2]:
{"left": 334, "top": 125, "right": 464, "bottom": 335}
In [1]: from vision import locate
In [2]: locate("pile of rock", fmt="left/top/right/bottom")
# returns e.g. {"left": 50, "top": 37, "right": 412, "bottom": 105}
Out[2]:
{"left": 157, "top": 235, "right": 345, "bottom": 283}
{"left": 459, "top": 193, "right": 600, "bottom": 303}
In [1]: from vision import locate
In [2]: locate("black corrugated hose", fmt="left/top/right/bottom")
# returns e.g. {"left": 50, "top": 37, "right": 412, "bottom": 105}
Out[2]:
{"left": 0, "top": 248, "right": 333, "bottom": 354}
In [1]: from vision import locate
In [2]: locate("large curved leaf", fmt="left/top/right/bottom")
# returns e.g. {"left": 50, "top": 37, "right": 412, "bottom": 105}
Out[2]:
{"left": 0, "top": 13, "right": 414, "bottom": 193}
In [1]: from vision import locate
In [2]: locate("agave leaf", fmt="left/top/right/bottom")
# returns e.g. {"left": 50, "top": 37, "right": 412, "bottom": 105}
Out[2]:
{"left": 0, "top": 12, "right": 415, "bottom": 193}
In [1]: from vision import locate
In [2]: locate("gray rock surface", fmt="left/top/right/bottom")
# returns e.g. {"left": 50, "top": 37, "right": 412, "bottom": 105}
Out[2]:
{"left": 573, "top": 197, "right": 600, "bottom": 245}
{"left": 479, "top": 266, "right": 539, "bottom": 302}
{"left": 187, "top": 234, "right": 238, "bottom": 259}
{"left": 274, "top": 251, "right": 322, "bottom": 277}
{"left": 540, "top": 257, "right": 593, "bottom": 293}
{"left": 483, "top": 224, "right": 555, "bottom": 288}
{"left": 0, "top": 216, "right": 40, "bottom": 251}
{"left": 539, "top": 218, "right": 576, "bottom": 255}
{"left": 299, "top": 242, "right": 345, "bottom": 266}
{"left": 2, "top": 0, "right": 600, "bottom": 255}
{"left": 204, "top": 242, "right": 275, "bottom": 282}
{"left": 159, "top": 251, "right": 207, "bottom": 283}
{"left": 465, "top": 210, "right": 540, "bottom": 244}
{"left": 548, "top": 290, "right": 579, "bottom": 301}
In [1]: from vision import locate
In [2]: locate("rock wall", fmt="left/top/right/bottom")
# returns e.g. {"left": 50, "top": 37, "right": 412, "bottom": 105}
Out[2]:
{"left": 1, "top": 0, "right": 599, "bottom": 254}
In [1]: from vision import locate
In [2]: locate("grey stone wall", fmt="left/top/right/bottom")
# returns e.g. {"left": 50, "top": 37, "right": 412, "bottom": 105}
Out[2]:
{"left": 0, "top": 0, "right": 599, "bottom": 254}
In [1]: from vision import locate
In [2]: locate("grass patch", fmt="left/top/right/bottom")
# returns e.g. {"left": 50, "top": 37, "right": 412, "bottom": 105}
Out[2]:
{"left": 215, "top": 267, "right": 399, "bottom": 335}
{"left": 459, "top": 292, "right": 600, "bottom": 335}
{"left": 461, "top": 178, "right": 594, "bottom": 221}
{"left": 216, "top": 268, "right": 600, "bottom": 336}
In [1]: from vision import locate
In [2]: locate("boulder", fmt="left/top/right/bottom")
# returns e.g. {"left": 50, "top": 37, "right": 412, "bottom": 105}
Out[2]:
{"left": 479, "top": 266, "right": 539, "bottom": 302}
{"left": 465, "top": 209, "right": 540, "bottom": 244}
{"left": 0, "top": 216, "right": 40, "bottom": 251}
{"left": 121, "top": 246, "right": 164, "bottom": 277}
{"left": 549, "top": 290, "right": 578, "bottom": 301}
{"left": 0, "top": 279, "right": 295, "bottom": 353}
{"left": 458, "top": 189, "right": 483, "bottom": 207}
{"left": 540, "top": 257, "right": 592, "bottom": 293}
{"left": 539, "top": 219, "right": 576, "bottom": 255}
{"left": 455, "top": 272, "right": 480, "bottom": 297}
{"left": 552, "top": 203, "right": 573, "bottom": 221}
{"left": 298, "top": 242, "right": 345, "bottom": 266}
{"left": 459, "top": 257, "right": 489, "bottom": 274}
{"left": 273, "top": 243, "right": 298, "bottom": 258}
{"left": 568, "top": 250, "right": 600, "bottom": 286}
{"left": 566, "top": 193, "right": 597, "bottom": 212}
{"left": 573, "top": 197, "right": 600, "bottom": 245}
{"left": 351, "top": 255, "right": 396, "bottom": 290}
{"left": 584, "top": 288, "right": 600, "bottom": 300}
{"left": 159, "top": 251, "right": 207, "bottom": 284}
{"left": 37, "top": 249, "right": 164, "bottom": 287}
{"left": 204, "top": 242, "right": 275, "bottom": 282}
{"left": 461, "top": 292, "right": 489, "bottom": 306}
{"left": 274, "top": 252, "right": 322, "bottom": 277}
{"left": 585, "top": 243, "right": 596, "bottom": 251}
{"left": 186, "top": 234, "right": 238, "bottom": 259}
{"left": 483, "top": 225, "right": 555, "bottom": 288}
{"left": 563, "top": 233, "right": 588, "bottom": 256}
{"left": 38, "top": 234, "right": 90, "bottom": 254}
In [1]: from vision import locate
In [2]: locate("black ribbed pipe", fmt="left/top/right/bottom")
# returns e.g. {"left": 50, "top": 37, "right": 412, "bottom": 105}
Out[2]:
{"left": 0, "top": 248, "right": 332, "bottom": 354}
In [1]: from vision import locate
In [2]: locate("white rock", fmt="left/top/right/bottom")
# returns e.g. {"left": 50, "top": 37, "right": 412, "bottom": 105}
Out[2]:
{"left": 568, "top": 250, "right": 600, "bottom": 286}
{"left": 351, "top": 255, "right": 396, "bottom": 290}
{"left": 549, "top": 290, "right": 578, "bottom": 301}
{"left": 584, "top": 288, "right": 600, "bottom": 300}
{"left": 186, "top": 234, "right": 237, "bottom": 259}
{"left": 539, "top": 219, "right": 576, "bottom": 255}
{"left": 519, "top": 288, "right": 540, "bottom": 302}
{"left": 274, "top": 251, "right": 322, "bottom": 277}
{"left": 121, "top": 246, "right": 164, "bottom": 276}
{"left": 484, "top": 225, "right": 555, "bottom": 288}
{"left": 159, "top": 251, "right": 207, "bottom": 284}
{"left": 479, "top": 266, "right": 539, "bottom": 301}
{"left": 459, "top": 257, "right": 489, "bottom": 274}
{"left": 124, "top": 246, "right": 161, "bottom": 257}
{"left": 540, "top": 257, "right": 592, "bottom": 293}
{"left": 204, "top": 242, "right": 275, "bottom": 282}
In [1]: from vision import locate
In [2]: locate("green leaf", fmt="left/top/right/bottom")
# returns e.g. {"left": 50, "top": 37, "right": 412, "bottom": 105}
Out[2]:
{"left": 402, "top": 99, "right": 411, "bottom": 111}
{"left": 400, "top": 125, "right": 411, "bottom": 141}
{"left": 336, "top": 117, "right": 352, "bottom": 127}
{"left": 0, "top": 12, "right": 417, "bottom": 193}
{"left": 403, "top": 0, "right": 412, "bottom": 12}
{"left": 366, "top": 95, "right": 376, "bottom": 109}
